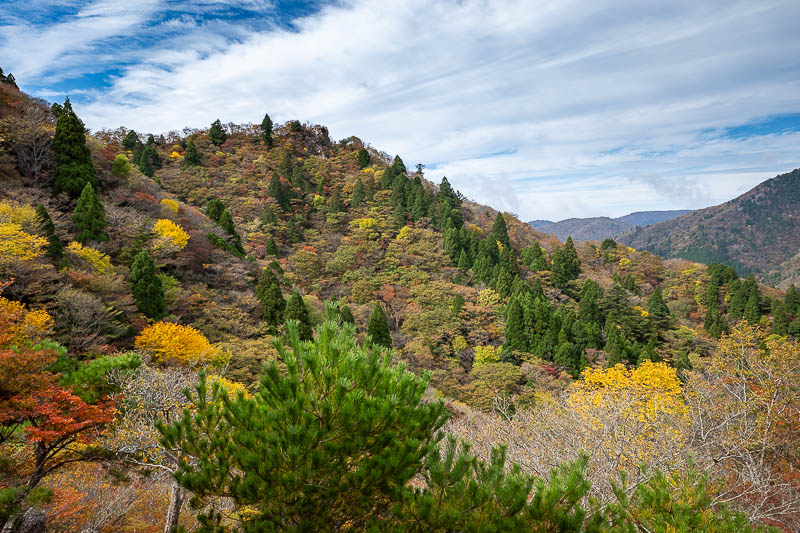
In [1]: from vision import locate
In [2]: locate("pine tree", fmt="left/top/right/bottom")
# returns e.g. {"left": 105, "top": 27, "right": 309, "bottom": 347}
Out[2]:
{"left": 208, "top": 119, "right": 226, "bottom": 146}
{"left": 72, "top": 183, "right": 108, "bottom": 242}
{"left": 284, "top": 291, "right": 313, "bottom": 341}
{"left": 183, "top": 138, "right": 201, "bottom": 167}
{"left": 367, "top": 302, "right": 392, "bottom": 348}
{"left": 646, "top": 287, "right": 671, "bottom": 331}
{"left": 266, "top": 236, "right": 278, "bottom": 256}
{"left": 36, "top": 204, "right": 64, "bottom": 260}
{"left": 52, "top": 98, "right": 97, "bottom": 197}
{"left": 785, "top": 284, "right": 800, "bottom": 316}
{"left": 351, "top": 178, "right": 365, "bottom": 208}
{"left": 204, "top": 198, "right": 225, "bottom": 223}
{"left": 604, "top": 314, "right": 626, "bottom": 366}
{"left": 771, "top": 300, "right": 788, "bottom": 336}
{"left": 744, "top": 292, "right": 761, "bottom": 324}
{"left": 339, "top": 304, "right": 356, "bottom": 329}
{"left": 122, "top": 130, "right": 139, "bottom": 151}
{"left": 158, "top": 320, "right": 448, "bottom": 530}
{"left": 138, "top": 147, "right": 155, "bottom": 177}
{"left": 356, "top": 147, "right": 370, "bottom": 169}
{"left": 260, "top": 113, "right": 273, "bottom": 148}
{"left": 489, "top": 213, "right": 511, "bottom": 249}
{"left": 551, "top": 237, "right": 581, "bottom": 289}
{"left": 503, "top": 298, "right": 527, "bottom": 354}
{"left": 391, "top": 155, "right": 406, "bottom": 174}
{"left": 269, "top": 173, "right": 289, "bottom": 210}
{"left": 130, "top": 249, "right": 165, "bottom": 319}
{"left": 578, "top": 278, "right": 603, "bottom": 325}
{"left": 256, "top": 267, "right": 286, "bottom": 327}
{"left": 457, "top": 249, "right": 471, "bottom": 271}
{"left": 131, "top": 140, "right": 144, "bottom": 165}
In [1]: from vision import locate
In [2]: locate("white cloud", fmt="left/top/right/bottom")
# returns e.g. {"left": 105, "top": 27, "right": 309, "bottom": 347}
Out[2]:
{"left": 5, "top": 0, "right": 800, "bottom": 220}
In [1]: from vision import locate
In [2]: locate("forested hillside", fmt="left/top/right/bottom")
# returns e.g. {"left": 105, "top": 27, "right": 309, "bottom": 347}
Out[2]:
{"left": 1, "top": 76, "right": 799, "bottom": 531}
{"left": 529, "top": 210, "right": 690, "bottom": 241}
{"left": 618, "top": 169, "right": 800, "bottom": 287}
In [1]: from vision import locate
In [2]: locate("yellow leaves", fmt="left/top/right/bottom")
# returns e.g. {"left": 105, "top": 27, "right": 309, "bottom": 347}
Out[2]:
{"left": 477, "top": 288, "right": 501, "bottom": 307}
{"left": 0, "top": 296, "right": 53, "bottom": 345}
{"left": 473, "top": 345, "right": 501, "bottom": 366}
{"left": 160, "top": 198, "right": 179, "bottom": 213}
{"left": 633, "top": 305, "right": 649, "bottom": 317}
{"left": 351, "top": 217, "right": 380, "bottom": 240}
{"left": 396, "top": 226, "right": 413, "bottom": 241}
{"left": 0, "top": 222, "right": 47, "bottom": 266}
{"left": 169, "top": 150, "right": 182, "bottom": 159}
{"left": 66, "top": 241, "right": 112, "bottom": 273}
{"left": 626, "top": 246, "right": 636, "bottom": 253}
{"left": 618, "top": 257, "right": 632, "bottom": 268}
{"left": 0, "top": 201, "right": 38, "bottom": 232}
{"left": 135, "top": 321, "right": 223, "bottom": 367}
{"left": 152, "top": 219, "right": 190, "bottom": 251}
{"left": 452, "top": 335, "right": 468, "bottom": 354}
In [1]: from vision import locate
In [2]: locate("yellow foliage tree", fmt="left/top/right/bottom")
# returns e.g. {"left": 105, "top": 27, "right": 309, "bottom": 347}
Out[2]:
{"left": 66, "top": 241, "right": 112, "bottom": 273}
{"left": 152, "top": 219, "right": 190, "bottom": 251}
{"left": 473, "top": 345, "right": 501, "bottom": 366}
{"left": 0, "top": 296, "right": 54, "bottom": 346}
{"left": 0, "top": 222, "right": 47, "bottom": 267}
{"left": 0, "top": 202, "right": 38, "bottom": 233}
{"left": 160, "top": 198, "right": 179, "bottom": 213}
{"left": 135, "top": 322, "right": 222, "bottom": 367}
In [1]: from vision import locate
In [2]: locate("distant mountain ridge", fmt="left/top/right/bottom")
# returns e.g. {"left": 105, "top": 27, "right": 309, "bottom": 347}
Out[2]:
{"left": 528, "top": 210, "right": 691, "bottom": 242}
{"left": 617, "top": 169, "right": 800, "bottom": 287}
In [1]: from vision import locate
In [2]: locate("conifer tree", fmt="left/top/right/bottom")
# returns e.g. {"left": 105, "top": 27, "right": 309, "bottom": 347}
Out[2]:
{"left": 338, "top": 304, "right": 356, "bottom": 329}
{"left": 489, "top": 213, "right": 511, "bottom": 249}
{"left": 36, "top": 204, "right": 64, "bottom": 260}
{"left": 158, "top": 320, "right": 448, "bottom": 530}
{"left": 457, "top": 249, "right": 470, "bottom": 271}
{"left": 131, "top": 140, "right": 144, "bottom": 165}
{"left": 391, "top": 155, "right": 406, "bottom": 174}
{"left": 266, "top": 236, "right": 278, "bottom": 256}
{"left": 183, "top": 138, "right": 201, "bottom": 167}
{"left": 208, "top": 118, "right": 226, "bottom": 146}
{"left": 578, "top": 278, "right": 603, "bottom": 325}
{"left": 771, "top": 300, "right": 788, "bottom": 336}
{"left": 122, "top": 129, "right": 138, "bottom": 151}
{"left": 72, "top": 183, "right": 108, "bottom": 242}
{"left": 285, "top": 291, "right": 313, "bottom": 341}
{"left": 138, "top": 146, "right": 155, "bottom": 177}
{"left": 204, "top": 198, "right": 225, "bottom": 223}
{"left": 646, "top": 287, "right": 671, "bottom": 331}
{"left": 269, "top": 173, "right": 289, "bottom": 210}
{"left": 351, "top": 178, "right": 365, "bottom": 208}
{"left": 130, "top": 249, "right": 165, "bottom": 319}
{"left": 367, "top": 302, "right": 392, "bottom": 348}
{"left": 785, "top": 284, "right": 800, "bottom": 316}
{"left": 52, "top": 98, "right": 97, "bottom": 197}
{"left": 256, "top": 267, "right": 286, "bottom": 327}
{"left": 503, "top": 298, "right": 527, "bottom": 354}
{"left": 551, "top": 237, "right": 581, "bottom": 289}
{"left": 604, "top": 314, "right": 626, "bottom": 366}
{"left": 744, "top": 292, "right": 761, "bottom": 324}
{"left": 260, "top": 112, "right": 273, "bottom": 148}
{"left": 356, "top": 147, "right": 370, "bottom": 169}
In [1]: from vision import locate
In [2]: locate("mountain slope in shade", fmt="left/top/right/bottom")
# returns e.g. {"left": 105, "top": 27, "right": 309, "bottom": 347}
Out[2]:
{"left": 529, "top": 210, "right": 690, "bottom": 242}
{"left": 617, "top": 169, "right": 800, "bottom": 287}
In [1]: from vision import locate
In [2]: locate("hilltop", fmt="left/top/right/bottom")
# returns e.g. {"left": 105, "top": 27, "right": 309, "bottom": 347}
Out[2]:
{"left": 530, "top": 210, "right": 690, "bottom": 241}
{"left": 618, "top": 169, "right": 800, "bottom": 287}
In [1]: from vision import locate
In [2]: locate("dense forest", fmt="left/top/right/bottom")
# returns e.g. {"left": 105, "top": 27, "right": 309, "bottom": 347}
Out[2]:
{"left": 1, "top": 74, "right": 799, "bottom": 531}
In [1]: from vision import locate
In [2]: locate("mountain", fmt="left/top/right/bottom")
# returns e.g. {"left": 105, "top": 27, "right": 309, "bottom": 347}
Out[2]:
{"left": 617, "top": 169, "right": 800, "bottom": 287}
{"left": 529, "top": 210, "right": 690, "bottom": 241}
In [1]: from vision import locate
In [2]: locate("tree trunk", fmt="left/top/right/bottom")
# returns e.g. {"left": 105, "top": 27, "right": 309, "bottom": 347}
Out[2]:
{"left": 163, "top": 479, "right": 185, "bottom": 533}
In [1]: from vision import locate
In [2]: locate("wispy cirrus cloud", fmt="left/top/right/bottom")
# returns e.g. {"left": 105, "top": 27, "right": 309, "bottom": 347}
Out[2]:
{"left": 2, "top": 0, "right": 799, "bottom": 220}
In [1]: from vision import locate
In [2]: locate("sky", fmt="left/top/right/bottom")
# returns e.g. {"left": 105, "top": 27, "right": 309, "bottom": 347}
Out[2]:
{"left": 2, "top": 0, "right": 799, "bottom": 221}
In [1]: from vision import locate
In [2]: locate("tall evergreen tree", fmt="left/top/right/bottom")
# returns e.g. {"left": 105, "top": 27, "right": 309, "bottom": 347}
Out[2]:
{"left": 285, "top": 291, "right": 313, "bottom": 341}
{"left": 72, "top": 182, "right": 108, "bottom": 242}
{"left": 578, "top": 278, "right": 603, "bottom": 325}
{"left": 183, "top": 138, "right": 201, "bottom": 167}
{"left": 503, "top": 298, "right": 527, "bottom": 354}
{"left": 122, "top": 129, "right": 139, "bottom": 151}
{"left": 204, "top": 198, "right": 225, "bottom": 223}
{"left": 356, "top": 147, "right": 370, "bottom": 169}
{"left": 351, "top": 178, "right": 365, "bottom": 208}
{"left": 604, "top": 314, "right": 627, "bottom": 366}
{"left": 36, "top": 204, "right": 64, "bottom": 260}
{"left": 266, "top": 236, "right": 278, "bottom": 256}
{"left": 138, "top": 145, "right": 155, "bottom": 177}
{"left": 130, "top": 249, "right": 165, "bottom": 319}
{"left": 260, "top": 112, "right": 273, "bottom": 148}
{"left": 338, "top": 304, "right": 356, "bottom": 330}
{"left": 208, "top": 119, "right": 226, "bottom": 146}
{"left": 269, "top": 173, "right": 290, "bottom": 210}
{"left": 785, "top": 284, "right": 800, "bottom": 316}
{"left": 256, "top": 267, "right": 286, "bottom": 327}
{"left": 367, "top": 302, "right": 392, "bottom": 348}
{"left": 457, "top": 249, "right": 471, "bottom": 271}
{"left": 52, "top": 98, "right": 97, "bottom": 197}
{"left": 551, "top": 237, "right": 581, "bottom": 288}
{"left": 646, "top": 288, "right": 671, "bottom": 331}
{"left": 772, "top": 300, "right": 788, "bottom": 336}
{"left": 489, "top": 213, "right": 511, "bottom": 249}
